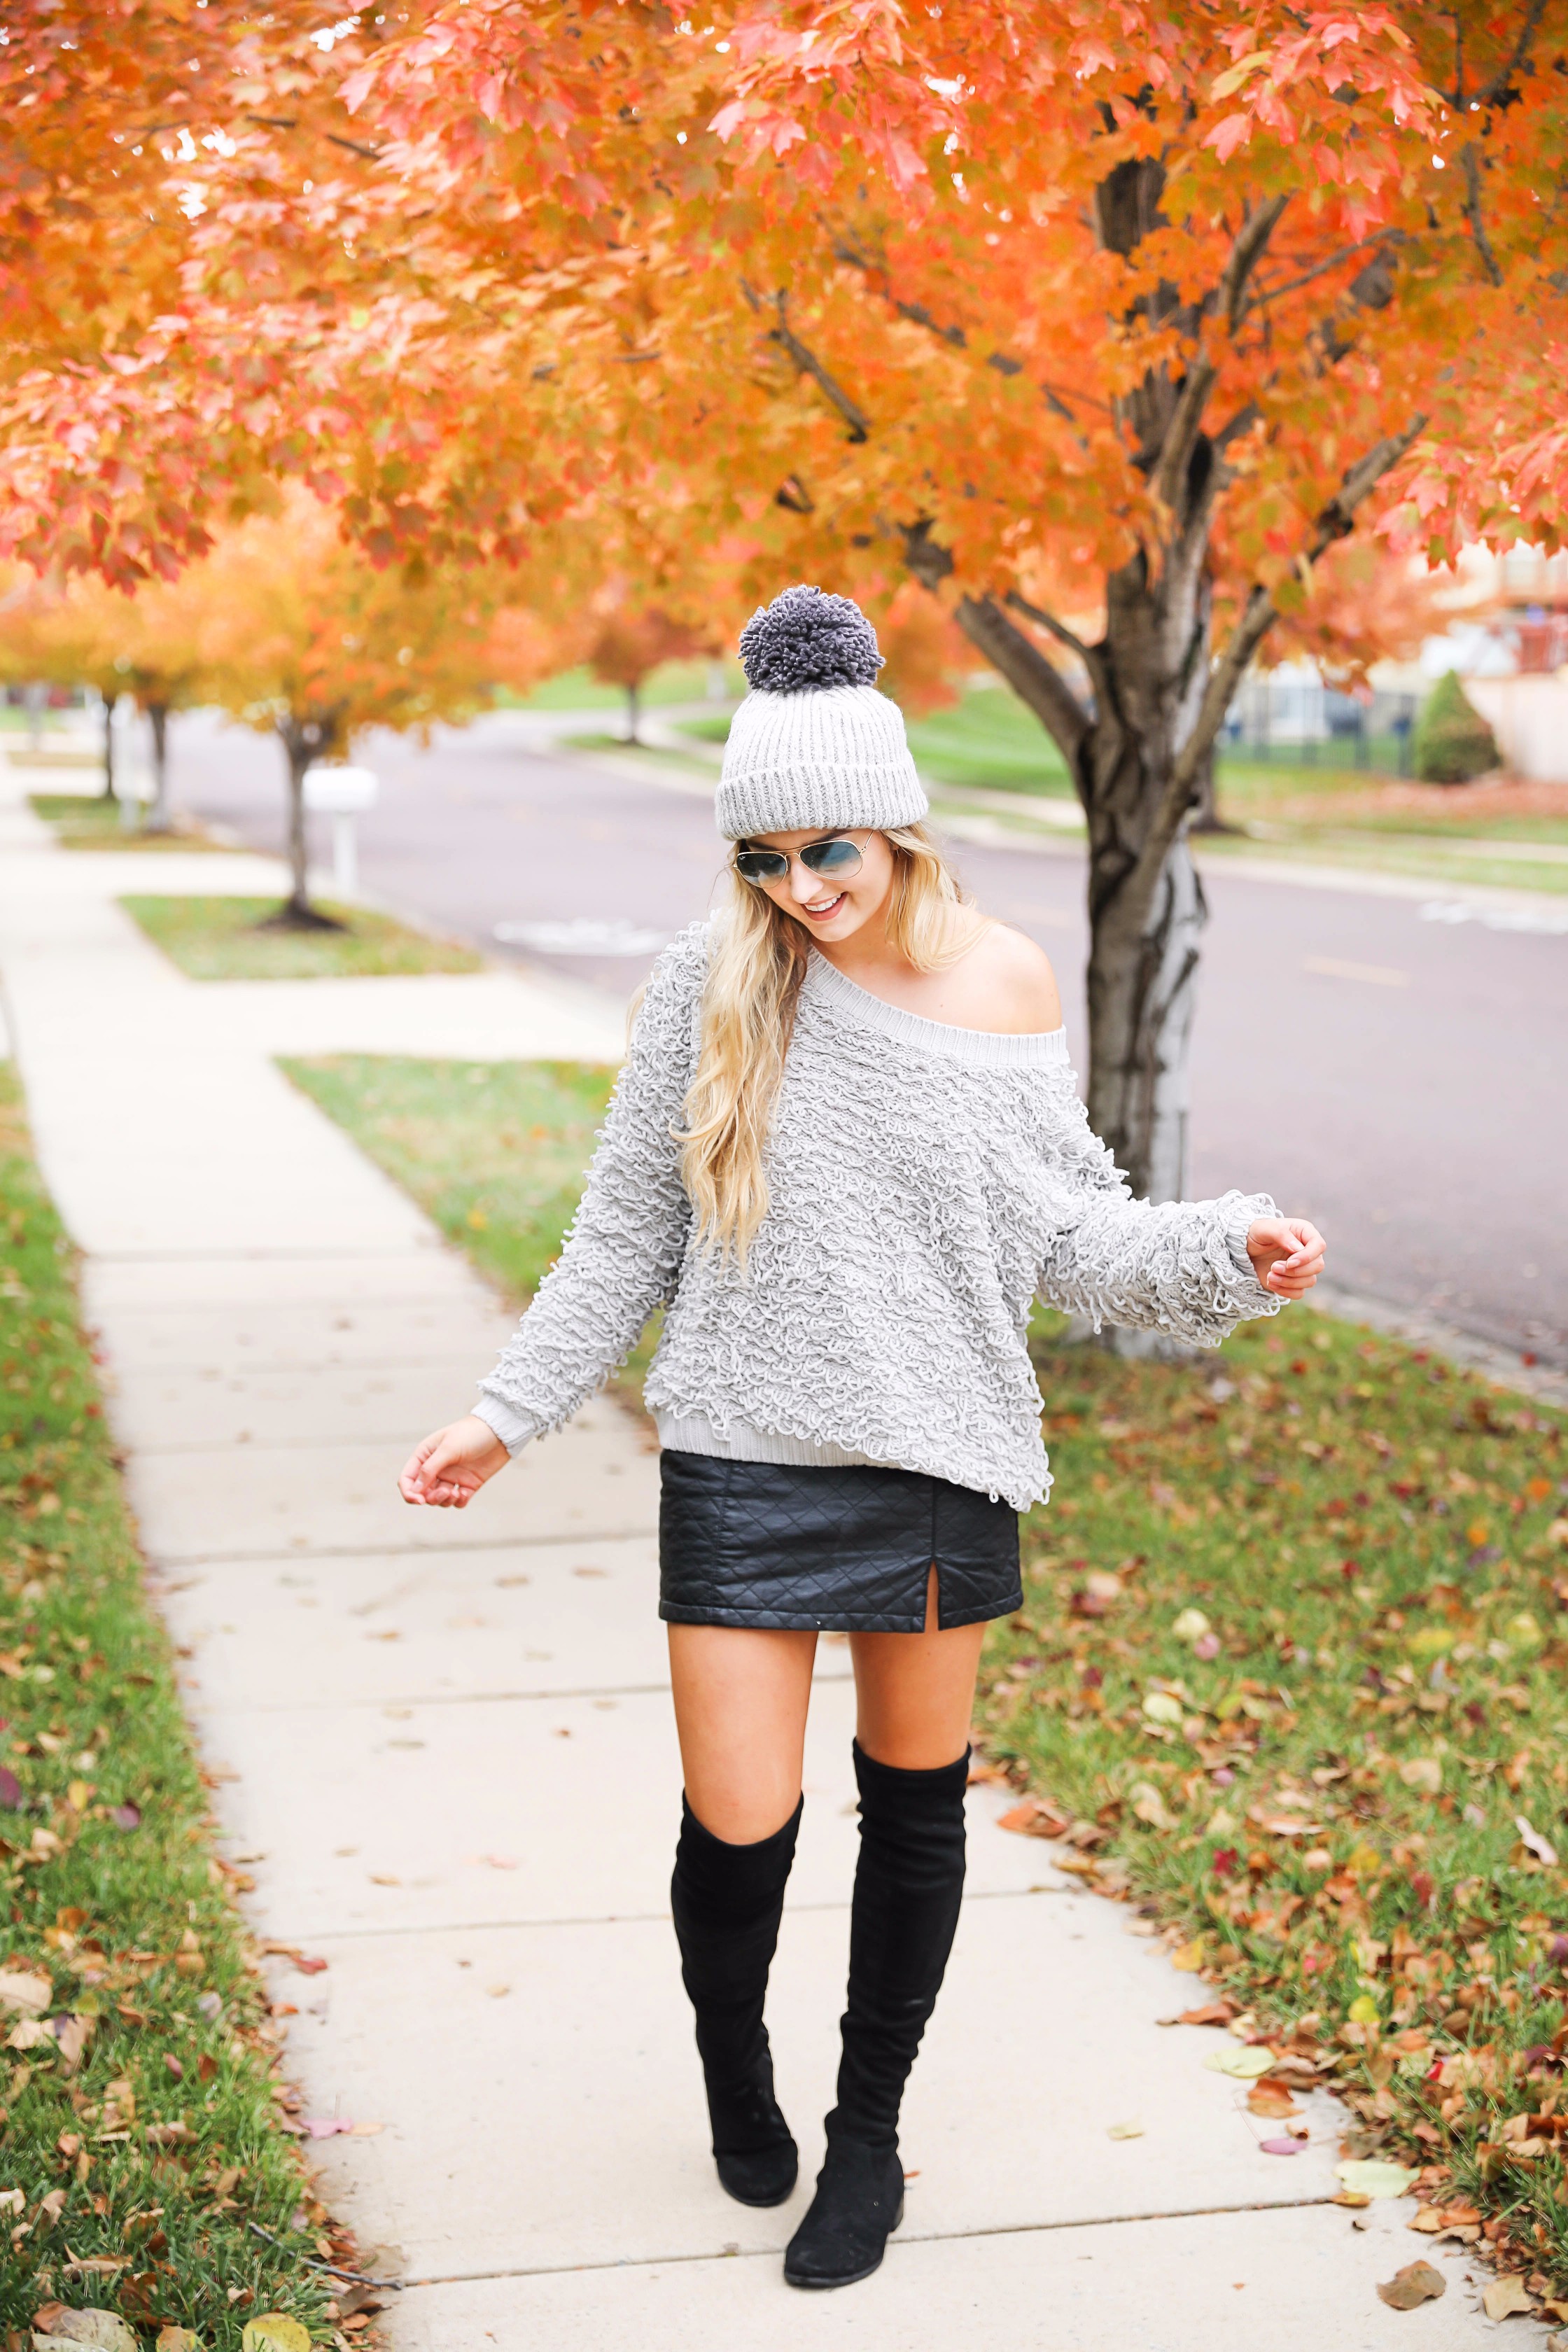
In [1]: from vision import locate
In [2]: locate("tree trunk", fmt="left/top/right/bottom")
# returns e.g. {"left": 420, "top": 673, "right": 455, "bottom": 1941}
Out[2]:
{"left": 625, "top": 681, "right": 642, "bottom": 744}
{"left": 145, "top": 703, "right": 171, "bottom": 833}
{"left": 268, "top": 718, "right": 342, "bottom": 929}
{"left": 101, "top": 692, "right": 118, "bottom": 802}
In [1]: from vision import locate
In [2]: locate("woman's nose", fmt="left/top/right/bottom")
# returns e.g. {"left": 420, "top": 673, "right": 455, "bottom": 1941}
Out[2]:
{"left": 790, "top": 859, "right": 821, "bottom": 901}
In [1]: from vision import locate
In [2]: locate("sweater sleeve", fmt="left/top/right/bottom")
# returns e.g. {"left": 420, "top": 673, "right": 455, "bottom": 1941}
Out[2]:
{"left": 1032, "top": 1068, "right": 1282, "bottom": 1347}
{"left": 472, "top": 926, "right": 706, "bottom": 1452}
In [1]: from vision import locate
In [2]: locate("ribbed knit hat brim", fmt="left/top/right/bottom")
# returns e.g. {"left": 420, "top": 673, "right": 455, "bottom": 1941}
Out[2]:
{"left": 715, "top": 683, "right": 928, "bottom": 841}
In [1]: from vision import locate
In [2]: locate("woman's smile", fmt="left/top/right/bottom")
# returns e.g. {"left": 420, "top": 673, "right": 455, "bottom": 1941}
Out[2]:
{"left": 801, "top": 890, "right": 848, "bottom": 921}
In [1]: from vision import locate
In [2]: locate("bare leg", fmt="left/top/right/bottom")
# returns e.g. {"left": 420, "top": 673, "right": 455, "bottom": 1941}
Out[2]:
{"left": 668, "top": 1622, "right": 818, "bottom": 1840}
{"left": 849, "top": 1568, "right": 986, "bottom": 1768}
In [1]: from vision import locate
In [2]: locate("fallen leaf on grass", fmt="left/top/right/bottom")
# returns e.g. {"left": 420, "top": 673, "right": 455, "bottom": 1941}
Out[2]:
{"left": 1106, "top": 2120, "right": 1144, "bottom": 2139}
{"left": 1336, "top": 2160, "right": 1418, "bottom": 2200}
{"left": 1482, "top": 2278, "right": 1534, "bottom": 2322}
{"left": 0, "top": 1765, "right": 21, "bottom": 1807}
{"left": 1168, "top": 1940, "right": 1205, "bottom": 1972}
{"left": 155, "top": 2331, "right": 204, "bottom": 2351}
{"left": 0, "top": 1964, "right": 51, "bottom": 2014}
{"left": 1377, "top": 2262, "right": 1446, "bottom": 2310}
{"left": 241, "top": 2321, "right": 313, "bottom": 2352}
{"left": 1398, "top": 1758, "right": 1443, "bottom": 1794}
{"left": 31, "top": 2313, "right": 140, "bottom": 2351}
{"left": 1205, "top": 2046, "right": 1276, "bottom": 2079}
{"left": 110, "top": 1803, "right": 141, "bottom": 1830}
{"left": 1514, "top": 1816, "right": 1559, "bottom": 1868}
{"left": 7, "top": 2017, "right": 54, "bottom": 2050}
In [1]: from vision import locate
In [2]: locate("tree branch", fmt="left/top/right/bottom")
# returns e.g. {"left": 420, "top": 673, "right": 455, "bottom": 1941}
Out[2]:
{"left": 743, "top": 281, "right": 870, "bottom": 442}
{"left": 1459, "top": 144, "right": 1504, "bottom": 286}
{"left": 1003, "top": 589, "right": 1092, "bottom": 665}
{"left": 952, "top": 594, "right": 1093, "bottom": 775}
{"left": 1245, "top": 230, "right": 1400, "bottom": 315}
{"left": 1219, "top": 195, "right": 1291, "bottom": 326}
{"left": 1136, "top": 412, "right": 1429, "bottom": 884}
{"left": 1460, "top": 0, "right": 1549, "bottom": 107}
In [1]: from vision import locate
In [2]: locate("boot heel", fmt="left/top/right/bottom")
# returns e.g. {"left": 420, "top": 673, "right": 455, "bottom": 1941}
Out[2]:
{"left": 783, "top": 2139, "right": 905, "bottom": 2289}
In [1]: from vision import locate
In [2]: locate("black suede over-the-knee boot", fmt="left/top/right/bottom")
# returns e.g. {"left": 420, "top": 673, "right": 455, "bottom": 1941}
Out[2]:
{"left": 670, "top": 1794, "right": 803, "bottom": 2206}
{"left": 785, "top": 1741, "right": 968, "bottom": 2290}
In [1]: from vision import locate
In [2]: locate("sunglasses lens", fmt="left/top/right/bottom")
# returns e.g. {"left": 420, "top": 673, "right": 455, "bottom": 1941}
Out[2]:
{"left": 801, "top": 838, "right": 862, "bottom": 876}
{"left": 736, "top": 850, "right": 788, "bottom": 882}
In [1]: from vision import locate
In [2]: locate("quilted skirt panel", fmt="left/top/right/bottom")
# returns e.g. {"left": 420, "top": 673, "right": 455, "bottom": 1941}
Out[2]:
{"left": 658, "top": 1448, "right": 1021, "bottom": 1632}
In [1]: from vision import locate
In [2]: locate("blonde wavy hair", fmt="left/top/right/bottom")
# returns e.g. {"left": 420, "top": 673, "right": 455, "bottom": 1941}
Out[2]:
{"left": 677, "top": 823, "right": 976, "bottom": 1262}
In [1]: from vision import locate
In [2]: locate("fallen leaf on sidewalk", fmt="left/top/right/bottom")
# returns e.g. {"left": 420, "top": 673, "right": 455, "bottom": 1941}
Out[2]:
{"left": 1178, "top": 2001, "right": 1238, "bottom": 2026}
{"left": 997, "top": 1799, "right": 1070, "bottom": 1837}
{"left": 1247, "top": 2082, "right": 1298, "bottom": 2118}
{"left": 1259, "top": 2137, "right": 1305, "bottom": 2156}
{"left": 1336, "top": 2160, "right": 1418, "bottom": 2200}
{"left": 465, "top": 1853, "right": 519, "bottom": 1870}
{"left": 1482, "top": 2278, "right": 1534, "bottom": 2323}
{"left": 1205, "top": 2046, "right": 1275, "bottom": 2079}
{"left": 1377, "top": 2262, "right": 1446, "bottom": 2310}
{"left": 368, "top": 1873, "right": 401, "bottom": 1886}
{"left": 1106, "top": 2120, "right": 1144, "bottom": 2139}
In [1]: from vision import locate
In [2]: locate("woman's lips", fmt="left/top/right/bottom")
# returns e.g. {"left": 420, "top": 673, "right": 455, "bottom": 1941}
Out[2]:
{"left": 801, "top": 893, "right": 847, "bottom": 921}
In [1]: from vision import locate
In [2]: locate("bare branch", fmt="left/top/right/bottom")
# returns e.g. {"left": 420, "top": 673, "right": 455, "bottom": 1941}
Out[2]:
{"left": 1459, "top": 144, "right": 1504, "bottom": 285}
{"left": 1134, "top": 412, "right": 1429, "bottom": 886}
{"left": 1245, "top": 230, "right": 1399, "bottom": 315}
{"left": 1004, "top": 589, "right": 1092, "bottom": 665}
{"left": 743, "top": 281, "right": 870, "bottom": 442}
{"left": 953, "top": 594, "right": 1093, "bottom": 775}
{"left": 1466, "top": 0, "right": 1549, "bottom": 108}
{"left": 1149, "top": 358, "right": 1217, "bottom": 519}
{"left": 326, "top": 132, "right": 383, "bottom": 162}
{"left": 1219, "top": 194, "right": 1291, "bottom": 326}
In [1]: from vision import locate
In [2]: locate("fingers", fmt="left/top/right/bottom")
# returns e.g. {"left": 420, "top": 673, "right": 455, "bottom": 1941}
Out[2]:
{"left": 399, "top": 1428, "right": 468, "bottom": 1508}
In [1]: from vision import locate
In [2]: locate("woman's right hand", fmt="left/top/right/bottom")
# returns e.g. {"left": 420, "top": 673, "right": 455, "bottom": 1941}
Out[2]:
{"left": 398, "top": 1415, "right": 510, "bottom": 1508}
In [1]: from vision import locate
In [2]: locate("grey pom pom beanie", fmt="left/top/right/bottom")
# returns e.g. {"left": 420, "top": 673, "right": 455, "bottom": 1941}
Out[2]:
{"left": 715, "top": 584, "right": 929, "bottom": 841}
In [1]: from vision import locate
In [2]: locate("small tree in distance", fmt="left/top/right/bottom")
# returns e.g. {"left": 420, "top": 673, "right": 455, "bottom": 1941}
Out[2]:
{"left": 586, "top": 603, "right": 708, "bottom": 743}
{"left": 162, "top": 493, "right": 545, "bottom": 925}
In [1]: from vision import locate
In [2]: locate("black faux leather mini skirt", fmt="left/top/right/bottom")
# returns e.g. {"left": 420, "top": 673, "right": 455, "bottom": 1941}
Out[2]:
{"left": 658, "top": 1449, "right": 1022, "bottom": 1633}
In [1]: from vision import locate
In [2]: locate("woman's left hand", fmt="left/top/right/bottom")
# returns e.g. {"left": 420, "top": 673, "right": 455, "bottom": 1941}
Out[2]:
{"left": 1245, "top": 1216, "right": 1326, "bottom": 1298}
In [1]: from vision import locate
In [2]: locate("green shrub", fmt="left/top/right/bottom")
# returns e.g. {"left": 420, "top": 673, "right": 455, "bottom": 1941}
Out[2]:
{"left": 1412, "top": 670, "right": 1499, "bottom": 785}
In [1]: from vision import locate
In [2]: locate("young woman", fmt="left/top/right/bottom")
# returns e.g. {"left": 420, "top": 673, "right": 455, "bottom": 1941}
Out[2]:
{"left": 399, "top": 585, "right": 1325, "bottom": 2292}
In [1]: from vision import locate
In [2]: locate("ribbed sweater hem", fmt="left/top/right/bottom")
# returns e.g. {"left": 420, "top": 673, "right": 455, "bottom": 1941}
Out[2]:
{"left": 652, "top": 1408, "right": 888, "bottom": 1470}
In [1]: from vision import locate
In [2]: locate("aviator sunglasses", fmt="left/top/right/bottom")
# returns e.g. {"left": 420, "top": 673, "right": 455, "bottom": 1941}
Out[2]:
{"left": 734, "top": 834, "right": 864, "bottom": 886}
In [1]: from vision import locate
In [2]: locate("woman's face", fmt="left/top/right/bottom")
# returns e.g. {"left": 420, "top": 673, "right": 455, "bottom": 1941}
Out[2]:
{"left": 741, "top": 827, "right": 895, "bottom": 947}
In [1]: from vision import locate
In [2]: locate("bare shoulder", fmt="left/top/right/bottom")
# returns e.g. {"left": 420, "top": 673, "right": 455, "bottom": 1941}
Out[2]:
{"left": 962, "top": 919, "right": 1063, "bottom": 1033}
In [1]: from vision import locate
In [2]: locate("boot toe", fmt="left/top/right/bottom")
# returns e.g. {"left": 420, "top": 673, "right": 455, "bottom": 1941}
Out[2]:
{"left": 783, "top": 2141, "right": 904, "bottom": 2290}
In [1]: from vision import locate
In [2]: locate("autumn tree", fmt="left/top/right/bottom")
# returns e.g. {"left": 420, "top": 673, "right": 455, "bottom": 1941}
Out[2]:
{"left": 139, "top": 491, "right": 547, "bottom": 923}
{"left": 339, "top": 0, "right": 1568, "bottom": 1207}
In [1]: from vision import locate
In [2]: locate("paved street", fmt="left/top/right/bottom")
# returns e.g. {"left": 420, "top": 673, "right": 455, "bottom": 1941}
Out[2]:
{"left": 0, "top": 776, "right": 1541, "bottom": 2348}
{"left": 169, "top": 708, "right": 1567, "bottom": 1370}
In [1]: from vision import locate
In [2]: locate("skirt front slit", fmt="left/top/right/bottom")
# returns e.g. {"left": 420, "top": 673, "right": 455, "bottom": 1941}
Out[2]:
{"left": 657, "top": 1450, "right": 1022, "bottom": 1634}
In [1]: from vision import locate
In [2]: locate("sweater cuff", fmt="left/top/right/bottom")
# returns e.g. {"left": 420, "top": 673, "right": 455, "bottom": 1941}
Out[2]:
{"left": 472, "top": 1393, "right": 534, "bottom": 1457}
{"left": 1226, "top": 1206, "right": 1282, "bottom": 1315}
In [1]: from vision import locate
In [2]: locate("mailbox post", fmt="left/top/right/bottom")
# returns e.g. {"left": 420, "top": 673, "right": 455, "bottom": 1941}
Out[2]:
{"left": 302, "top": 764, "right": 378, "bottom": 897}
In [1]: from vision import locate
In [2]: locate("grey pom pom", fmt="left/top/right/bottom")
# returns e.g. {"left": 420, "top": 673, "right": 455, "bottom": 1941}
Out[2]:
{"left": 737, "top": 584, "right": 884, "bottom": 693}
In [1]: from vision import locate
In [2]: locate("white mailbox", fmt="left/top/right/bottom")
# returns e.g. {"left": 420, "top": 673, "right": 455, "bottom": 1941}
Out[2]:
{"left": 303, "top": 764, "right": 378, "bottom": 895}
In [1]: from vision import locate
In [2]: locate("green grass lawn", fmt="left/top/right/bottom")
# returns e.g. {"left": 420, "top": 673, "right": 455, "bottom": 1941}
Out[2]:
{"left": 986, "top": 1315, "right": 1568, "bottom": 2302}
{"left": 292, "top": 1049, "right": 1568, "bottom": 2308}
{"left": 30, "top": 797, "right": 234, "bottom": 855}
{"left": 120, "top": 897, "right": 484, "bottom": 982}
{"left": 0, "top": 1066, "right": 334, "bottom": 2344}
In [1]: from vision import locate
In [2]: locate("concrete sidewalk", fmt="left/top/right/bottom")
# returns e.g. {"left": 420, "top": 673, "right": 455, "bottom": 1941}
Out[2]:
{"left": 0, "top": 782, "right": 1539, "bottom": 2348}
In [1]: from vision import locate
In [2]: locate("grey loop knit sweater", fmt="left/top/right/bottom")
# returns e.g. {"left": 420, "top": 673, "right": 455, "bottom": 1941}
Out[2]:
{"left": 474, "top": 922, "right": 1280, "bottom": 1510}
